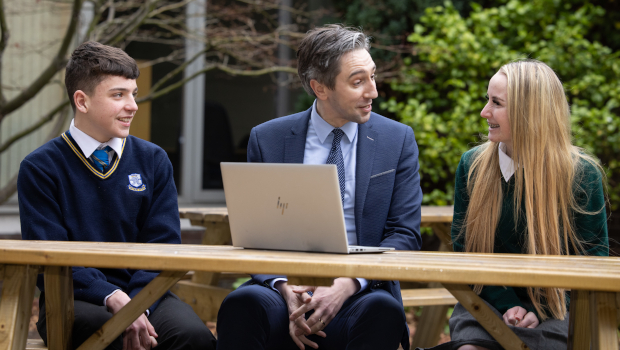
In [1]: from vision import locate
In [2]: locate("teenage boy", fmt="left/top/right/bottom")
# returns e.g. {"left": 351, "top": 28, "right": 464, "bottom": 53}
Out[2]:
{"left": 18, "top": 41, "right": 216, "bottom": 350}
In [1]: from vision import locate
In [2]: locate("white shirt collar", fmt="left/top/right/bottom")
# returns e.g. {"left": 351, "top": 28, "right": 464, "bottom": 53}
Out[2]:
{"left": 498, "top": 142, "right": 515, "bottom": 182}
{"left": 310, "top": 100, "right": 358, "bottom": 144}
{"left": 69, "top": 119, "right": 124, "bottom": 159}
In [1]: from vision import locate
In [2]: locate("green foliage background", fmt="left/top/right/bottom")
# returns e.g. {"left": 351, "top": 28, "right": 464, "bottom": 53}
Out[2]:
{"left": 383, "top": 0, "right": 620, "bottom": 209}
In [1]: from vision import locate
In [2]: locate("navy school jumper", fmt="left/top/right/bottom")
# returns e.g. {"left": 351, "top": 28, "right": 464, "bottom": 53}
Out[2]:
{"left": 18, "top": 132, "right": 181, "bottom": 314}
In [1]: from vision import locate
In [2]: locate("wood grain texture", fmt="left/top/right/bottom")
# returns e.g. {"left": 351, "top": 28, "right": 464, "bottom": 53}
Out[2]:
{"left": 589, "top": 291, "right": 619, "bottom": 350}
{"left": 1, "top": 241, "right": 619, "bottom": 292}
{"left": 287, "top": 277, "right": 334, "bottom": 287}
{"left": 0, "top": 265, "right": 4, "bottom": 281}
{"left": 568, "top": 290, "right": 590, "bottom": 350}
{"left": 411, "top": 304, "right": 450, "bottom": 349}
{"left": 402, "top": 288, "right": 457, "bottom": 307}
{"left": 192, "top": 221, "right": 232, "bottom": 285}
{"left": 44, "top": 266, "right": 74, "bottom": 350}
{"left": 0, "top": 265, "right": 38, "bottom": 350}
{"left": 172, "top": 281, "right": 231, "bottom": 322}
{"left": 25, "top": 338, "right": 47, "bottom": 349}
{"left": 76, "top": 270, "right": 188, "bottom": 350}
{"left": 179, "top": 206, "right": 453, "bottom": 224}
{"left": 443, "top": 283, "right": 529, "bottom": 350}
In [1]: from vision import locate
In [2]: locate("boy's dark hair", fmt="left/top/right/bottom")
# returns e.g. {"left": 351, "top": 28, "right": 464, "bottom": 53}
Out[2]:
{"left": 65, "top": 41, "right": 139, "bottom": 111}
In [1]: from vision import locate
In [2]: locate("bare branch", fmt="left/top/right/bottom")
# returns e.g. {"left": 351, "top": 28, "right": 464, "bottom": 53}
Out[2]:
{"left": 0, "top": 104, "right": 70, "bottom": 204}
{"left": 100, "top": 0, "right": 163, "bottom": 46}
{"left": 0, "top": 0, "right": 10, "bottom": 104}
{"left": 0, "top": 100, "right": 70, "bottom": 153}
{"left": 138, "top": 64, "right": 297, "bottom": 103}
{"left": 150, "top": 46, "right": 208, "bottom": 93}
{"left": 0, "top": 0, "right": 82, "bottom": 119}
{"left": 148, "top": 0, "right": 194, "bottom": 18}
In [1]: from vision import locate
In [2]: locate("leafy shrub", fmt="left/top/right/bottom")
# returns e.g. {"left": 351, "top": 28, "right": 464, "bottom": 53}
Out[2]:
{"left": 384, "top": 0, "right": 620, "bottom": 209}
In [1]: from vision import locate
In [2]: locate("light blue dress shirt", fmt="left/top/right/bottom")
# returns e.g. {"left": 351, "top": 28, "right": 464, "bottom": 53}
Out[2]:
{"left": 270, "top": 101, "right": 368, "bottom": 293}
{"left": 305, "top": 101, "right": 358, "bottom": 243}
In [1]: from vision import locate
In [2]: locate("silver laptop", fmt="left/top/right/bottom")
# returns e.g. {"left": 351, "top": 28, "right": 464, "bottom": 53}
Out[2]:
{"left": 220, "top": 163, "right": 394, "bottom": 254}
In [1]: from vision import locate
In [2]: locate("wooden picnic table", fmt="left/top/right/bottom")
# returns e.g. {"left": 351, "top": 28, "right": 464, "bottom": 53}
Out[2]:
{"left": 0, "top": 240, "right": 618, "bottom": 350}
{"left": 179, "top": 205, "right": 455, "bottom": 347}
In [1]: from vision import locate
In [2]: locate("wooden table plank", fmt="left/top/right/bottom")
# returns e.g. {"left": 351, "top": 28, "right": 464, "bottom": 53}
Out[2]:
{"left": 0, "top": 265, "right": 38, "bottom": 350}
{"left": 0, "top": 241, "right": 619, "bottom": 292}
{"left": 77, "top": 270, "right": 188, "bottom": 350}
{"left": 179, "top": 206, "right": 454, "bottom": 224}
{"left": 44, "top": 266, "right": 74, "bottom": 350}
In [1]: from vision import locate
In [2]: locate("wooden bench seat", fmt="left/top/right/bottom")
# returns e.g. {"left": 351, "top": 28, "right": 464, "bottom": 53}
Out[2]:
{"left": 401, "top": 288, "right": 457, "bottom": 307}
{"left": 26, "top": 338, "right": 46, "bottom": 349}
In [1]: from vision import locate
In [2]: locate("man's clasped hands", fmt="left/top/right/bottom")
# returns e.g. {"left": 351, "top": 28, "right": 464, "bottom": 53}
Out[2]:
{"left": 275, "top": 278, "right": 361, "bottom": 350}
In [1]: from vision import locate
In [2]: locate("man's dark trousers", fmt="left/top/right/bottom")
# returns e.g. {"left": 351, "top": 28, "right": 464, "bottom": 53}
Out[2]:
{"left": 217, "top": 284, "right": 406, "bottom": 350}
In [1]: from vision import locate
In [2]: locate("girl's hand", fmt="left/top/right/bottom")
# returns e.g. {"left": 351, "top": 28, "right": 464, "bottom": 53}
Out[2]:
{"left": 503, "top": 306, "right": 539, "bottom": 328}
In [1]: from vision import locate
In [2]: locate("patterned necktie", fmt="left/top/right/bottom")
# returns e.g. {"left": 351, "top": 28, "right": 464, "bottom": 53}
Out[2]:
{"left": 91, "top": 146, "right": 113, "bottom": 172}
{"left": 326, "top": 128, "right": 345, "bottom": 204}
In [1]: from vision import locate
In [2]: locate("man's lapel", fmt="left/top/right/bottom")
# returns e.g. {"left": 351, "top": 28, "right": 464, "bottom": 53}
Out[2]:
{"left": 283, "top": 109, "right": 311, "bottom": 163}
{"left": 355, "top": 116, "right": 377, "bottom": 243}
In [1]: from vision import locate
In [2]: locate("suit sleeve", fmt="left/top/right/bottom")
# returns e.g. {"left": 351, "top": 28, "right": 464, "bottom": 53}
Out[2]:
{"left": 127, "top": 152, "right": 182, "bottom": 313}
{"left": 379, "top": 127, "right": 422, "bottom": 251}
{"left": 18, "top": 159, "right": 121, "bottom": 305}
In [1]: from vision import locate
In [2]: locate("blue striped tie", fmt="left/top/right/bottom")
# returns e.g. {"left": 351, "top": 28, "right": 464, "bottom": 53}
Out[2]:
{"left": 327, "top": 128, "right": 345, "bottom": 204}
{"left": 91, "top": 146, "right": 112, "bottom": 172}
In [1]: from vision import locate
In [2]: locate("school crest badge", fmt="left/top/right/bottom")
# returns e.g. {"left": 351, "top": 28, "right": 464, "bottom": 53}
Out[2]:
{"left": 128, "top": 174, "right": 146, "bottom": 191}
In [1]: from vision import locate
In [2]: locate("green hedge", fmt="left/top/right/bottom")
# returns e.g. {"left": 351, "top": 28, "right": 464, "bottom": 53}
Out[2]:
{"left": 384, "top": 0, "right": 620, "bottom": 209}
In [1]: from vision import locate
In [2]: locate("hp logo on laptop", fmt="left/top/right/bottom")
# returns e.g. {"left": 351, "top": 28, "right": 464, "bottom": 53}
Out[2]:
{"left": 277, "top": 197, "right": 288, "bottom": 215}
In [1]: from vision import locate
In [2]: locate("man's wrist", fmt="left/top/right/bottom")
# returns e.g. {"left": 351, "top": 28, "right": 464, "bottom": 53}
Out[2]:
{"left": 106, "top": 291, "right": 131, "bottom": 314}
{"left": 333, "top": 277, "right": 359, "bottom": 297}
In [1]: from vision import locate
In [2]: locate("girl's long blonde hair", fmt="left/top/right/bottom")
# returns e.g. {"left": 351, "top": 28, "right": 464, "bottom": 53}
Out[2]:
{"left": 462, "top": 60, "right": 606, "bottom": 320}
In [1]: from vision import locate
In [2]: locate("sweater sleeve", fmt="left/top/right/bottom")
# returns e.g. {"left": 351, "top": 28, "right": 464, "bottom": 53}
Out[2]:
{"left": 126, "top": 150, "right": 182, "bottom": 313}
{"left": 451, "top": 151, "right": 534, "bottom": 318}
{"left": 572, "top": 161, "right": 608, "bottom": 256}
{"left": 18, "top": 158, "right": 121, "bottom": 305}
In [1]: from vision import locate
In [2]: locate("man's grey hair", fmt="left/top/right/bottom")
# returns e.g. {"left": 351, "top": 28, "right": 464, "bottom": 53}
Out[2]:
{"left": 297, "top": 24, "right": 371, "bottom": 97}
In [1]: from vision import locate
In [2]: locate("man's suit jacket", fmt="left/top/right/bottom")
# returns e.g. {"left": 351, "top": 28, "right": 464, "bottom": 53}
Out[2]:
{"left": 245, "top": 108, "right": 422, "bottom": 347}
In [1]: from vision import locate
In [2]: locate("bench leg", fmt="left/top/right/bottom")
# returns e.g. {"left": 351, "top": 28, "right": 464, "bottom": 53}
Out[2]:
{"left": 411, "top": 304, "right": 450, "bottom": 349}
{"left": 44, "top": 266, "right": 74, "bottom": 350}
{"left": 443, "top": 283, "right": 528, "bottom": 350}
{"left": 589, "top": 291, "right": 618, "bottom": 350}
{"left": 0, "top": 264, "right": 38, "bottom": 350}
{"left": 568, "top": 290, "right": 590, "bottom": 350}
{"left": 192, "top": 222, "right": 232, "bottom": 286}
{"left": 76, "top": 270, "right": 188, "bottom": 350}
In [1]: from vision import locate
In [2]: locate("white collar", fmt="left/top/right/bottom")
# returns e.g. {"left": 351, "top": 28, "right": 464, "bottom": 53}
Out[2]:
{"left": 310, "top": 100, "right": 358, "bottom": 144}
{"left": 498, "top": 142, "right": 515, "bottom": 182}
{"left": 70, "top": 119, "right": 124, "bottom": 159}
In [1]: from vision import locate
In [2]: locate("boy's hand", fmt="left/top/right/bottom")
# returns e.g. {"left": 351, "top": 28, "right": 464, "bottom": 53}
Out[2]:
{"left": 107, "top": 291, "right": 159, "bottom": 349}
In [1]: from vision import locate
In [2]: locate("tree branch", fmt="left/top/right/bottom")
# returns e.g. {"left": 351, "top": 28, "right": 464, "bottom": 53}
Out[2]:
{"left": 0, "top": 104, "right": 70, "bottom": 204}
{"left": 149, "top": 46, "right": 208, "bottom": 93}
{"left": 0, "top": 0, "right": 82, "bottom": 119}
{"left": 0, "top": 0, "right": 9, "bottom": 104}
{"left": 137, "top": 64, "right": 297, "bottom": 103}
{"left": 100, "top": 0, "right": 163, "bottom": 46}
{"left": 0, "top": 100, "right": 70, "bottom": 153}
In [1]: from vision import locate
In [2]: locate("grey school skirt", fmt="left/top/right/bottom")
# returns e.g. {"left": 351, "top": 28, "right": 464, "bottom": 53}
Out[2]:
{"left": 417, "top": 300, "right": 569, "bottom": 350}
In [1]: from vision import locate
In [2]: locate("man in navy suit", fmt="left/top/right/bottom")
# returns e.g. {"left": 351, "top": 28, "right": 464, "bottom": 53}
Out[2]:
{"left": 216, "top": 24, "right": 422, "bottom": 350}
